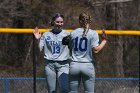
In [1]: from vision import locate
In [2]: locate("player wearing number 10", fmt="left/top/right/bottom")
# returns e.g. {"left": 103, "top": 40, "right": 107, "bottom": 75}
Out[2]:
{"left": 69, "top": 12, "right": 107, "bottom": 93}
{"left": 33, "top": 13, "right": 70, "bottom": 93}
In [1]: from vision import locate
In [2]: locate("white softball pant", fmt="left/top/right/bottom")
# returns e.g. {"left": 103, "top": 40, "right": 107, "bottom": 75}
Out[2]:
{"left": 45, "top": 60, "right": 69, "bottom": 93}
{"left": 69, "top": 62, "right": 95, "bottom": 93}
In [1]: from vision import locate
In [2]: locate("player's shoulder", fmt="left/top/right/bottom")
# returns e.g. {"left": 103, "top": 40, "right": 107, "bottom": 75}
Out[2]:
{"left": 88, "top": 29, "right": 98, "bottom": 35}
{"left": 71, "top": 28, "right": 82, "bottom": 34}
{"left": 73, "top": 28, "right": 82, "bottom": 32}
{"left": 42, "top": 30, "right": 51, "bottom": 36}
{"left": 88, "top": 30, "right": 99, "bottom": 40}
{"left": 62, "top": 29, "right": 70, "bottom": 34}
{"left": 60, "top": 29, "right": 70, "bottom": 36}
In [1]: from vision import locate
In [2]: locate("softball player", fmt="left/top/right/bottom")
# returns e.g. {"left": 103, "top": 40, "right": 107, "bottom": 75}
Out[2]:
{"left": 33, "top": 13, "right": 70, "bottom": 93}
{"left": 69, "top": 12, "right": 107, "bottom": 93}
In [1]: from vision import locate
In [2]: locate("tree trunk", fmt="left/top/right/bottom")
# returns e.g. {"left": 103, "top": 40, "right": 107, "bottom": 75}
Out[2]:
{"left": 106, "top": 3, "right": 124, "bottom": 77}
{"left": 115, "top": 3, "right": 125, "bottom": 77}
{"left": 13, "top": 1, "right": 24, "bottom": 75}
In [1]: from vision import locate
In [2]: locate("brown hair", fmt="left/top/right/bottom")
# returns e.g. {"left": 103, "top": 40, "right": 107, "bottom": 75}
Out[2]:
{"left": 51, "top": 13, "right": 64, "bottom": 26}
{"left": 79, "top": 12, "right": 91, "bottom": 37}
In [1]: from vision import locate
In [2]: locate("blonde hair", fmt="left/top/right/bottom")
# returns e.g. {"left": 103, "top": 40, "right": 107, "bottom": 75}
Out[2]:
{"left": 79, "top": 12, "right": 91, "bottom": 37}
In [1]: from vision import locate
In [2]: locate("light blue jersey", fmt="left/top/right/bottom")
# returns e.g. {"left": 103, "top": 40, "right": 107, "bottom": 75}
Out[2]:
{"left": 70, "top": 28, "right": 99, "bottom": 62}
{"left": 39, "top": 29, "right": 70, "bottom": 61}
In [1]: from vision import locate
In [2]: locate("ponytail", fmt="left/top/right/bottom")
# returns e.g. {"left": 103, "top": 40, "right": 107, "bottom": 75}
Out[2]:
{"left": 79, "top": 12, "right": 91, "bottom": 37}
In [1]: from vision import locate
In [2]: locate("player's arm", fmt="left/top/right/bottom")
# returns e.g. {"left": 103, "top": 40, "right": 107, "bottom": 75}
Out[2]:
{"left": 93, "top": 30, "right": 107, "bottom": 53}
{"left": 33, "top": 27, "right": 44, "bottom": 51}
{"left": 93, "top": 40, "right": 107, "bottom": 53}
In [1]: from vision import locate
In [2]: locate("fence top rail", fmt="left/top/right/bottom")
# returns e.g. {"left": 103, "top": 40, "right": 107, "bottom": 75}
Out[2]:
{"left": 0, "top": 28, "right": 140, "bottom": 36}
{"left": 0, "top": 77, "right": 139, "bottom": 80}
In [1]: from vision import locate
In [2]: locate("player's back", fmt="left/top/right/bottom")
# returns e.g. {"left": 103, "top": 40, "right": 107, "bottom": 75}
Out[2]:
{"left": 70, "top": 28, "right": 99, "bottom": 62}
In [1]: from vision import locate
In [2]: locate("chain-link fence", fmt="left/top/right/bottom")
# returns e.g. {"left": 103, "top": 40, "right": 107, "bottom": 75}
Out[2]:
{"left": 0, "top": 78, "right": 139, "bottom": 93}
{"left": 0, "top": 32, "right": 139, "bottom": 93}
{"left": 0, "top": 0, "right": 139, "bottom": 93}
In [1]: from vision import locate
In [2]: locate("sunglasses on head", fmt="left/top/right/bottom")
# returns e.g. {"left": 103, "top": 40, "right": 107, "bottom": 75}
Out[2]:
{"left": 53, "top": 13, "right": 64, "bottom": 19}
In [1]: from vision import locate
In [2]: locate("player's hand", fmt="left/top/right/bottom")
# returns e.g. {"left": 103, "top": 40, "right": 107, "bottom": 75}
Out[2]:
{"left": 101, "top": 29, "right": 107, "bottom": 40}
{"left": 33, "top": 27, "right": 41, "bottom": 39}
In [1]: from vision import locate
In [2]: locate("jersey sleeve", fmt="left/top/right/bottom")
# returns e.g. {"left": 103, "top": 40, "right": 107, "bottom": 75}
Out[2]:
{"left": 39, "top": 34, "right": 45, "bottom": 51}
{"left": 66, "top": 30, "right": 70, "bottom": 36}
{"left": 91, "top": 31, "right": 99, "bottom": 48}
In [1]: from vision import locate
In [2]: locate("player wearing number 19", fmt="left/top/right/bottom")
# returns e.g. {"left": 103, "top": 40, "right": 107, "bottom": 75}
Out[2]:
{"left": 33, "top": 13, "right": 70, "bottom": 93}
{"left": 69, "top": 12, "right": 107, "bottom": 93}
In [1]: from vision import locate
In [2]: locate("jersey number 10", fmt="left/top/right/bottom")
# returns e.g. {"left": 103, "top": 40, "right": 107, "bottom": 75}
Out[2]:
{"left": 74, "top": 37, "right": 88, "bottom": 52}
